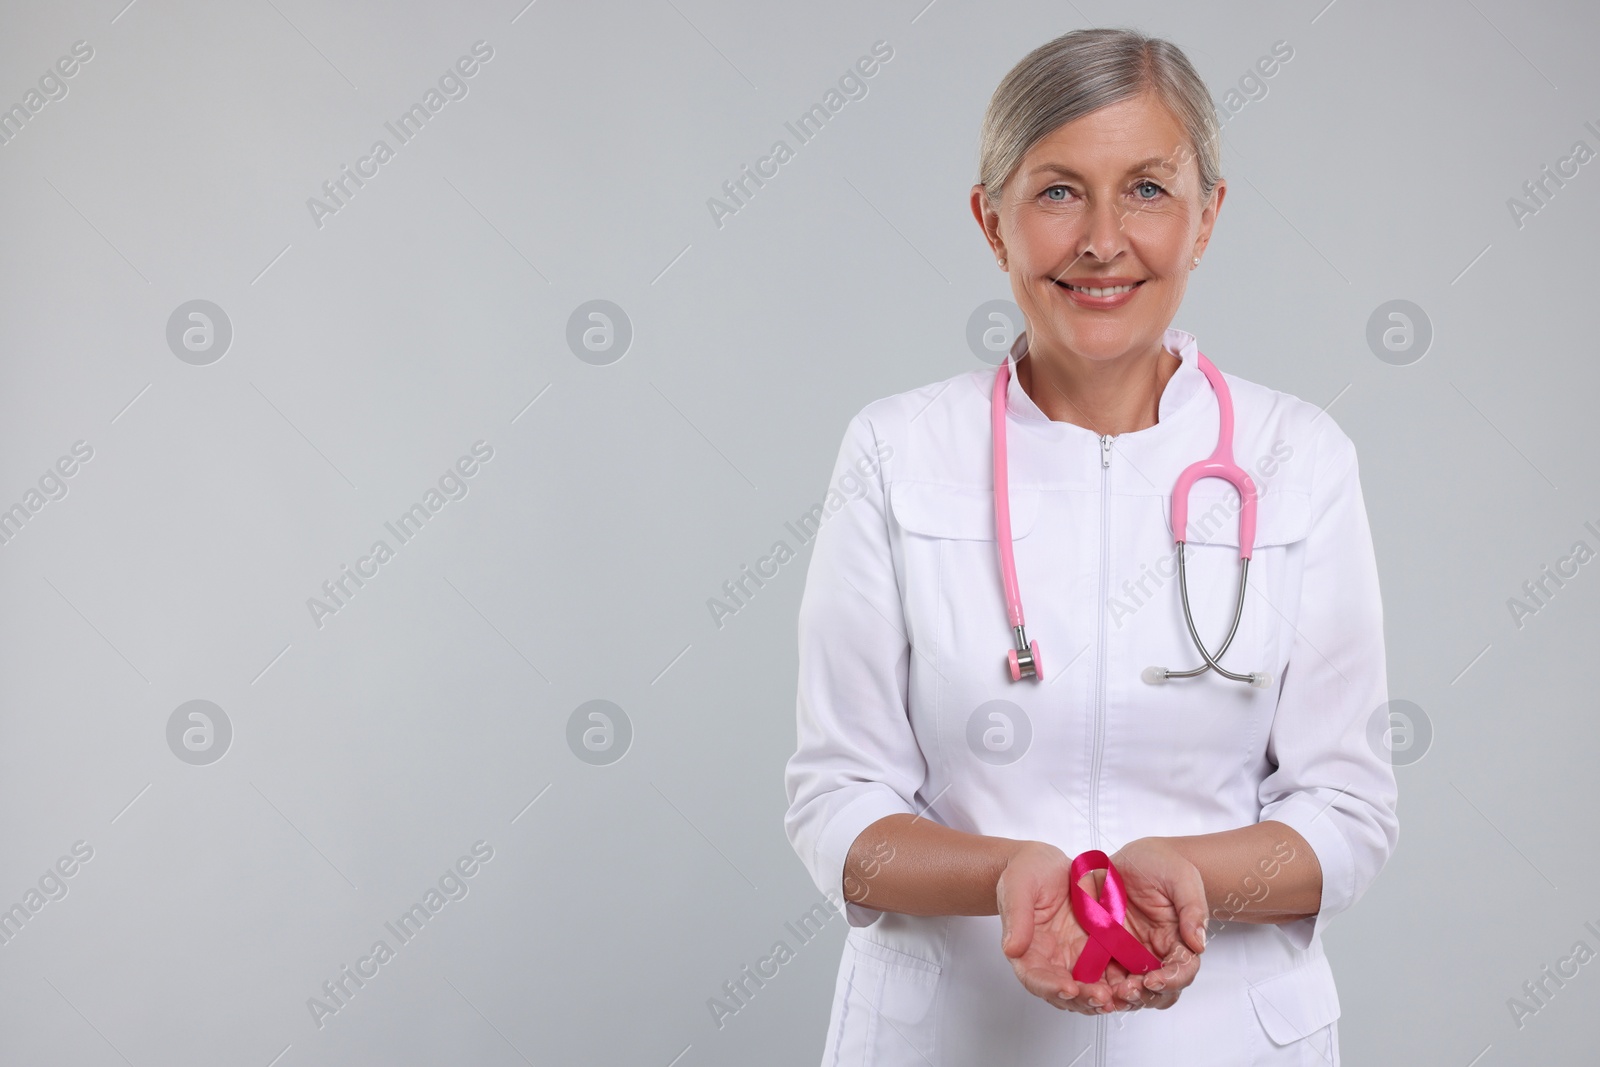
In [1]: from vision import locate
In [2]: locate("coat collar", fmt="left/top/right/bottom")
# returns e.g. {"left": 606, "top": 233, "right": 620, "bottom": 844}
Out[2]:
{"left": 1003, "top": 327, "right": 1210, "bottom": 436}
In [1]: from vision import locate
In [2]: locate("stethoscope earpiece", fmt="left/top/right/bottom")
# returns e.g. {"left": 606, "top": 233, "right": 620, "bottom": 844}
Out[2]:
{"left": 1142, "top": 666, "right": 1270, "bottom": 687}
{"left": 993, "top": 344, "right": 1270, "bottom": 689}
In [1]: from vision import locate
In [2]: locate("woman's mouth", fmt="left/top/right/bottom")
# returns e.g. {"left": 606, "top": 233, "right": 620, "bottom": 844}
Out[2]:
{"left": 1056, "top": 278, "right": 1145, "bottom": 308}
{"left": 1063, "top": 282, "right": 1139, "bottom": 295}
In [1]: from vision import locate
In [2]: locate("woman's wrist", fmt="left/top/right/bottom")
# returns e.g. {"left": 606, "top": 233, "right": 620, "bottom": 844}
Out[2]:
{"left": 846, "top": 816, "right": 1048, "bottom": 918}
{"left": 1006, "top": 838, "right": 1065, "bottom": 866}
{"left": 992, "top": 838, "right": 1058, "bottom": 896}
{"left": 1144, "top": 825, "right": 1321, "bottom": 925}
{"left": 993, "top": 837, "right": 1094, "bottom": 918}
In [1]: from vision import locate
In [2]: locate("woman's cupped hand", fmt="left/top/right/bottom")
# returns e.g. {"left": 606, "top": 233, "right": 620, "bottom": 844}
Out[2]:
{"left": 997, "top": 837, "right": 1209, "bottom": 1014}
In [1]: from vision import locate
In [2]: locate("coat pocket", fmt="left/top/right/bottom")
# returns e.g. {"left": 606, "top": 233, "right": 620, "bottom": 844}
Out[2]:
{"left": 886, "top": 480, "right": 1041, "bottom": 687}
{"left": 889, "top": 480, "right": 1039, "bottom": 541}
{"left": 834, "top": 929, "right": 944, "bottom": 1064}
{"left": 1246, "top": 952, "right": 1341, "bottom": 1046}
{"left": 1165, "top": 485, "right": 1311, "bottom": 549}
{"left": 1163, "top": 485, "right": 1312, "bottom": 675}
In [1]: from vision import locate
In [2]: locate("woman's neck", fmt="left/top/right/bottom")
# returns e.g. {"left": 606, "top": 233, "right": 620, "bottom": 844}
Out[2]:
{"left": 1017, "top": 338, "right": 1182, "bottom": 436}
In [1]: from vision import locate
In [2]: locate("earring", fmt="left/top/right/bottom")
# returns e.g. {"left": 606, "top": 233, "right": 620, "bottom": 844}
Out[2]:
{"left": 1191, "top": 256, "right": 1200, "bottom": 268}
{"left": 999, "top": 257, "right": 1007, "bottom": 269}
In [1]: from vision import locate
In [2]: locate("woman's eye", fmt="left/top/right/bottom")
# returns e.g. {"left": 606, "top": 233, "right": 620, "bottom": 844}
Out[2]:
{"left": 1044, "top": 185, "right": 1071, "bottom": 202}
{"left": 1134, "top": 179, "right": 1165, "bottom": 200}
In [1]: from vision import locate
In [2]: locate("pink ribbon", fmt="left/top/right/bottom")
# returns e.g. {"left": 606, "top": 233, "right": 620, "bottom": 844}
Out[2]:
{"left": 1069, "top": 850, "right": 1163, "bottom": 982}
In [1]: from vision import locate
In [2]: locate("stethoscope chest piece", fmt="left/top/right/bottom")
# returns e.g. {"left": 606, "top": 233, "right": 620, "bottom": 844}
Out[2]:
{"left": 1007, "top": 629, "right": 1041, "bottom": 682}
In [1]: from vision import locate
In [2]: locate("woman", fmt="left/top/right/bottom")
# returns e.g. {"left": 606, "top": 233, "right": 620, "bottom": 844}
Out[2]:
{"left": 782, "top": 27, "right": 1399, "bottom": 1066}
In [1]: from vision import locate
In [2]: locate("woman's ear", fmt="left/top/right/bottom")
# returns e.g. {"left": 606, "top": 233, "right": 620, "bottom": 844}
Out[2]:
{"left": 1193, "top": 178, "right": 1226, "bottom": 257}
{"left": 970, "top": 184, "right": 1005, "bottom": 263}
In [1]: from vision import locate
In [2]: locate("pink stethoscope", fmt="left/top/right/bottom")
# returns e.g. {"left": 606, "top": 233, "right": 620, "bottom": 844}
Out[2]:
{"left": 992, "top": 345, "right": 1272, "bottom": 689}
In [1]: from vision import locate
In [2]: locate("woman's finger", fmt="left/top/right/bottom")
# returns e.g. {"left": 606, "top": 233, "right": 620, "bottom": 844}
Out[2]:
{"left": 1144, "top": 945, "right": 1201, "bottom": 995}
{"left": 1012, "top": 961, "right": 1072, "bottom": 1003}
{"left": 997, "top": 885, "right": 1039, "bottom": 959}
{"left": 1174, "top": 884, "right": 1209, "bottom": 956}
{"left": 1142, "top": 987, "right": 1178, "bottom": 1010}
{"left": 1057, "top": 989, "right": 1124, "bottom": 1015}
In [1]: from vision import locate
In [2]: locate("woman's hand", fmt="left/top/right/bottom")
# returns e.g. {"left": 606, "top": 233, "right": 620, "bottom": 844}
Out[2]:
{"left": 1102, "top": 837, "right": 1210, "bottom": 1010}
{"left": 996, "top": 842, "right": 1142, "bottom": 1015}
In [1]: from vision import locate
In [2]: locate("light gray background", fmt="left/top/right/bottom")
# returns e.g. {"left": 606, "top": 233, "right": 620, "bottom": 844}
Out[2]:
{"left": 0, "top": 0, "right": 1595, "bottom": 1063}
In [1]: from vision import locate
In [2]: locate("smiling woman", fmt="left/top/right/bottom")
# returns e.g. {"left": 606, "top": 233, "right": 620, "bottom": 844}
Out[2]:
{"left": 784, "top": 24, "right": 1398, "bottom": 1067}
{"left": 969, "top": 39, "right": 1227, "bottom": 431}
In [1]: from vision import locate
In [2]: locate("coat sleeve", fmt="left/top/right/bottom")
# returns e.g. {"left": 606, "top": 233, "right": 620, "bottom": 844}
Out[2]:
{"left": 1255, "top": 421, "right": 1400, "bottom": 952}
{"left": 783, "top": 409, "right": 926, "bottom": 928}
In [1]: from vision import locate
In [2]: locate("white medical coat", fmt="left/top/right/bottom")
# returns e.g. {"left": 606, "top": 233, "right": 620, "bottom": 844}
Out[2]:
{"left": 783, "top": 328, "right": 1399, "bottom": 1066}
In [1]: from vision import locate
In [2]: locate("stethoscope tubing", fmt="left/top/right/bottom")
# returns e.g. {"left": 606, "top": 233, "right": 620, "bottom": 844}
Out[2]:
{"left": 991, "top": 356, "right": 1041, "bottom": 682}
{"left": 991, "top": 341, "right": 1271, "bottom": 688}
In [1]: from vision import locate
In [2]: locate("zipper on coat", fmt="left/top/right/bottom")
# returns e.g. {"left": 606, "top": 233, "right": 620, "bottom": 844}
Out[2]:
{"left": 1091, "top": 432, "right": 1112, "bottom": 1067}
{"left": 1089, "top": 433, "right": 1111, "bottom": 847}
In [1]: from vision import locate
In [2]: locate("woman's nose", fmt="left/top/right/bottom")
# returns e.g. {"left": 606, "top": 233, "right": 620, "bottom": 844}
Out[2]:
{"left": 1078, "top": 195, "right": 1129, "bottom": 263}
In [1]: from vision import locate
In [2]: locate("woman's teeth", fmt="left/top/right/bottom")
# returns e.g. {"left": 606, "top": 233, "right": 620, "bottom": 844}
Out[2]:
{"left": 1064, "top": 282, "right": 1139, "bottom": 296}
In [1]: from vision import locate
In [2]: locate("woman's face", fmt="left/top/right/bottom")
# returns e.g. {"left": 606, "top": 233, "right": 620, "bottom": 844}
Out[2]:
{"left": 972, "top": 90, "right": 1225, "bottom": 366}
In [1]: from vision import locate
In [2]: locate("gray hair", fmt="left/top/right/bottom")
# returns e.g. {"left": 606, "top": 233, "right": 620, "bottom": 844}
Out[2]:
{"left": 977, "top": 28, "right": 1221, "bottom": 209}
